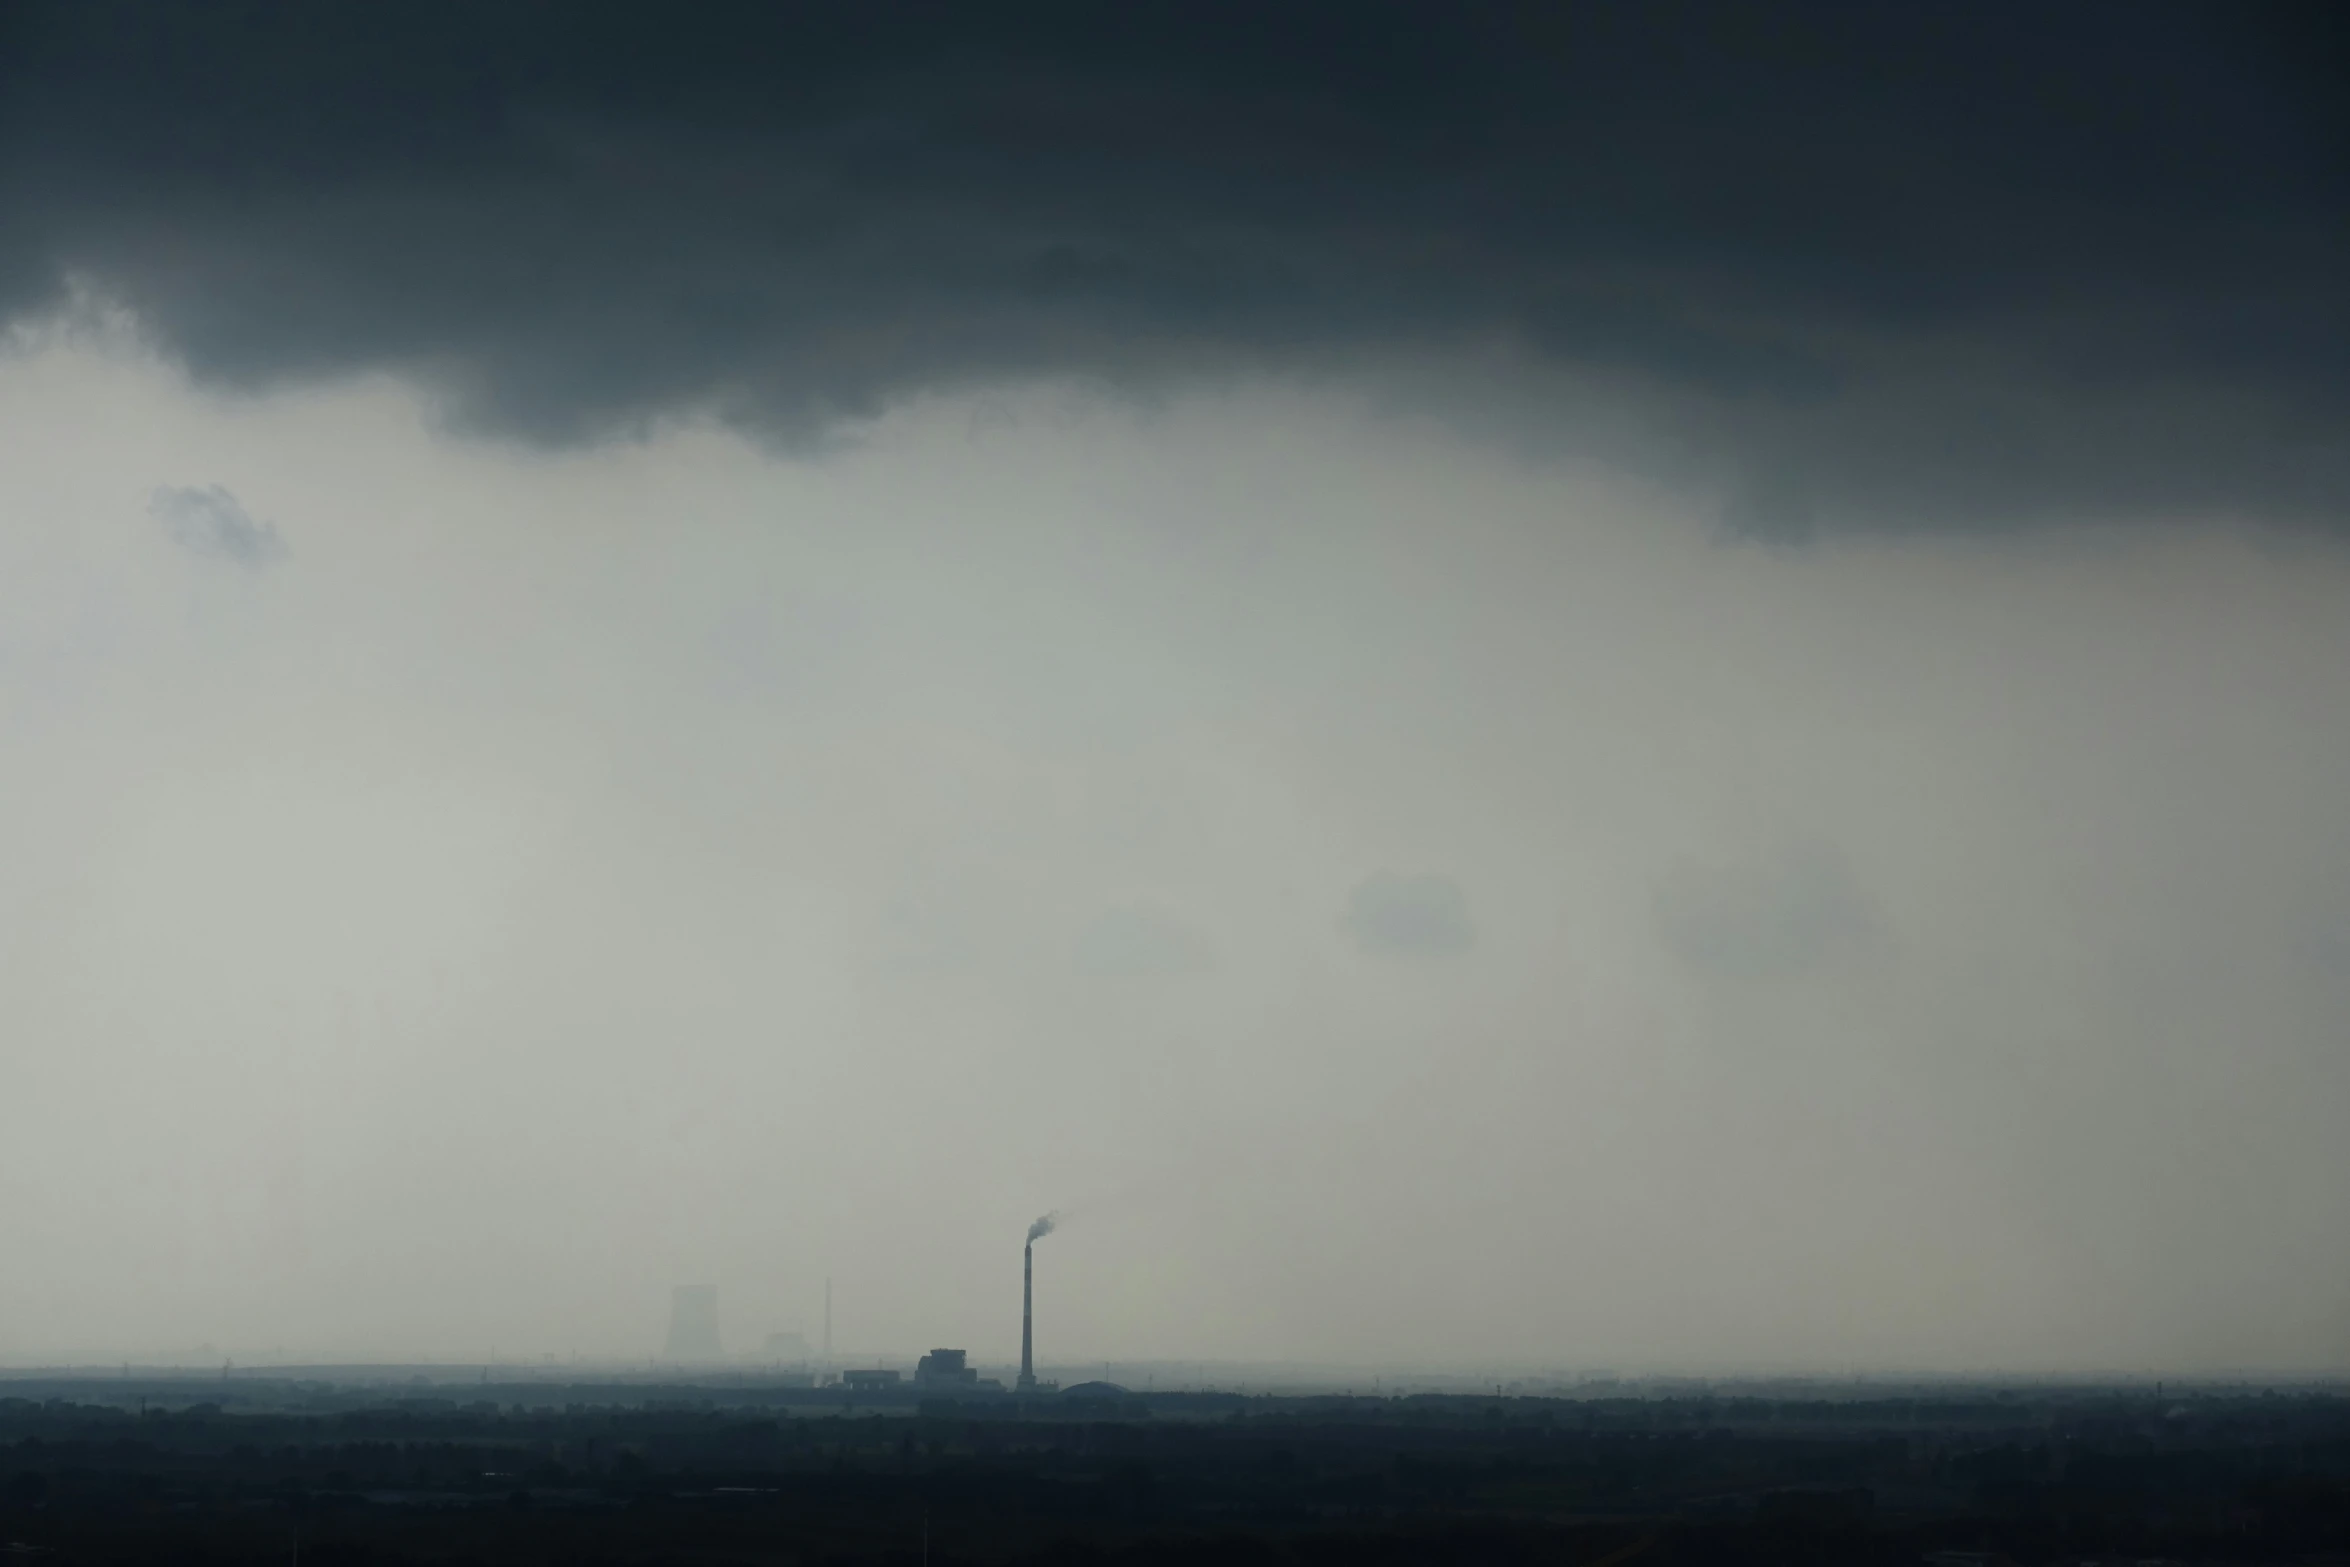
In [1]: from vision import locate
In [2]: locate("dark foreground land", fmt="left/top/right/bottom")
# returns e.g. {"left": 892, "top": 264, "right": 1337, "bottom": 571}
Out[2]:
{"left": 3, "top": 1379, "right": 2346, "bottom": 1566}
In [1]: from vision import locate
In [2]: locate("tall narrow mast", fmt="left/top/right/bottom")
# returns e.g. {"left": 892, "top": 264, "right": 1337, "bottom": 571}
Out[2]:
{"left": 1017, "top": 1240, "right": 1036, "bottom": 1391}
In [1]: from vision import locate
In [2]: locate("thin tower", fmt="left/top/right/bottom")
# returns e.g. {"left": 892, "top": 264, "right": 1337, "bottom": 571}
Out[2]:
{"left": 1017, "top": 1239, "right": 1036, "bottom": 1392}
{"left": 823, "top": 1276, "right": 832, "bottom": 1363}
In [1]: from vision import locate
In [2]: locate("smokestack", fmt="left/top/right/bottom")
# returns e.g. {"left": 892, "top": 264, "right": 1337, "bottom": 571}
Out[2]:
{"left": 1018, "top": 1212, "right": 1055, "bottom": 1393}
{"left": 1018, "top": 1241, "right": 1035, "bottom": 1391}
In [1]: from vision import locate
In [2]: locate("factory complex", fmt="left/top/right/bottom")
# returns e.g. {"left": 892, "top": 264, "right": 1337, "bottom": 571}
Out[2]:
{"left": 656, "top": 1214, "right": 1098, "bottom": 1400}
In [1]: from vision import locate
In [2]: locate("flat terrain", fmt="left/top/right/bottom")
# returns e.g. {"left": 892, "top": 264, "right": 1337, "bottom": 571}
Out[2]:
{"left": 2, "top": 1379, "right": 2345, "bottom": 1565}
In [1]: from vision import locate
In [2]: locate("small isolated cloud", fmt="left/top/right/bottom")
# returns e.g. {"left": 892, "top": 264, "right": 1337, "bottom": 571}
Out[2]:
{"left": 1342, "top": 872, "right": 1475, "bottom": 959}
{"left": 1073, "top": 905, "right": 1210, "bottom": 978}
{"left": 150, "top": 484, "right": 286, "bottom": 567}
{"left": 1654, "top": 842, "right": 1884, "bottom": 982}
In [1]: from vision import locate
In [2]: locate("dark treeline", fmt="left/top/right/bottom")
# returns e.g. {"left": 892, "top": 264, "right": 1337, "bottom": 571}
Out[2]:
{"left": 2, "top": 1384, "right": 2346, "bottom": 1564}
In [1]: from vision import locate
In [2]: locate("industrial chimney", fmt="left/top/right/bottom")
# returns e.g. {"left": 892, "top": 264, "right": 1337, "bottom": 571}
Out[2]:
{"left": 1018, "top": 1240, "right": 1036, "bottom": 1391}
{"left": 1018, "top": 1213, "right": 1055, "bottom": 1392}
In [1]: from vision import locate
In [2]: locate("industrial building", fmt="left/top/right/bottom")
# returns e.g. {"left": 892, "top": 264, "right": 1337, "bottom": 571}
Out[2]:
{"left": 660, "top": 1217, "right": 1060, "bottom": 1392}
{"left": 915, "top": 1348, "right": 979, "bottom": 1388}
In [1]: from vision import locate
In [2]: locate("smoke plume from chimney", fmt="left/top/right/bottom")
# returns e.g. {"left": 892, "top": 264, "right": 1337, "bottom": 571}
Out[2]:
{"left": 1018, "top": 1212, "right": 1059, "bottom": 1392}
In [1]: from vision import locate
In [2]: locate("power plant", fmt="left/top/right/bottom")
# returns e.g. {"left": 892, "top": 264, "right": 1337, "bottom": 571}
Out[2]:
{"left": 664, "top": 1213, "right": 1067, "bottom": 1394}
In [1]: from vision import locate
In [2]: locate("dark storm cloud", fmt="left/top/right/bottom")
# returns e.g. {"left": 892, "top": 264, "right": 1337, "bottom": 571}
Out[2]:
{"left": 1343, "top": 873, "right": 1475, "bottom": 959}
{"left": 4, "top": 2, "right": 2346, "bottom": 532}
{"left": 149, "top": 485, "right": 286, "bottom": 568}
{"left": 1654, "top": 843, "right": 1883, "bottom": 982}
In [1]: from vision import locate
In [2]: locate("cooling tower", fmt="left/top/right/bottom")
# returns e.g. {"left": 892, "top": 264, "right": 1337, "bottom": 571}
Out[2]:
{"left": 664, "top": 1284, "right": 722, "bottom": 1362}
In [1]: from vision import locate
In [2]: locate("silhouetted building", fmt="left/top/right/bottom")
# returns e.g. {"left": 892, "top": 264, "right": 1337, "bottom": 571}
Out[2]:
{"left": 915, "top": 1348, "right": 978, "bottom": 1387}
{"left": 664, "top": 1285, "right": 722, "bottom": 1361}
{"left": 840, "top": 1368, "right": 900, "bottom": 1389}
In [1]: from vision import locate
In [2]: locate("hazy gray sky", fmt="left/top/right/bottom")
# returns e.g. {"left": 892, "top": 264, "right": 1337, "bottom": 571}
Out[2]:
{"left": 4, "top": 325, "right": 2346, "bottom": 1373}
{"left": 3, "top": 2, "right": 2346, "bottom": 1377}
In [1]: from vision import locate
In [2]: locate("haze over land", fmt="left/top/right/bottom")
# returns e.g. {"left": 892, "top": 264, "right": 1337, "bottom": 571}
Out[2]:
{"left": 1, "top": 2, "right": 2346, "bottom": 1378}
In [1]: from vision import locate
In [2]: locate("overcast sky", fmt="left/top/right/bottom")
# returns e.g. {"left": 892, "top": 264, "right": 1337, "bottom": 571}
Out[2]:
{"left": 1, "top": 2, "right": 2346, "bottom": 1375}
